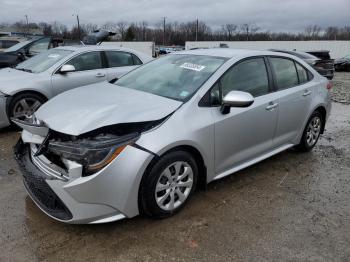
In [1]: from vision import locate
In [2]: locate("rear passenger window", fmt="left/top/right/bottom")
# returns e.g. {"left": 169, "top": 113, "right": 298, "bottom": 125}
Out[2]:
{"left": 295, "top": 62, "right": 309, "bottom": 84}
{"left": 105, "top": 51, "right": 135, "bottom": 67}
{"left": 270, "top": 58, "right": 299, "bottom": 90}
{"left": 220, "top": 58, "right": 270, "bottom": 97}
{"left": 132, "top": 54, "right": 143, "bottom": 65}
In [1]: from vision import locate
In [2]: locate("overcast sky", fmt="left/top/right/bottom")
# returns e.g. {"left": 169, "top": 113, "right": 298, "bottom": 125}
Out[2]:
{"left": 1, "top": 0, "right": 349, "bottom": 32}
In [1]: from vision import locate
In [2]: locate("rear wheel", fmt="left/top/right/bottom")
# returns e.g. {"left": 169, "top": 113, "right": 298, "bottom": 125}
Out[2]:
{"left": 295, "top": 111, "right": 323, "bottom": 152}
{"left": 9, "top": 93, "right": 45, "bottom": 121}
{"left": 139, "top": 150, "right": 198, "bottom": 219}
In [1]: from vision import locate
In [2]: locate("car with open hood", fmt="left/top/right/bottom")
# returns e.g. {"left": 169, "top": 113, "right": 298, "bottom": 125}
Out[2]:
{"left": 0, "top": 45, "right": 152, "bottom": 129}
{"left": 14, "top": 49, "right": 332, "bottom": 224}
{"left": 0, "top": 36, "right": 64, "bottom": 69}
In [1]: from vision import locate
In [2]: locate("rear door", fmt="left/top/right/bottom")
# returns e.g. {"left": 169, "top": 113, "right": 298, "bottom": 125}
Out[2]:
{"left": 103, "top": 51, "right": 142, "bottom": 82}
{"left": 268, "top": 57, "right": 314, "bottom": 146}
{"left": 212, "top": 57, "right": 279, "bottom": 175}
{"left": 51, "top": 51, "right": 107, "bottom": 95}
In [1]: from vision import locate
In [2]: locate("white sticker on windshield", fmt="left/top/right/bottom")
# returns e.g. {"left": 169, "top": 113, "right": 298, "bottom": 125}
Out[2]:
{"left": 48, "top": 54, "right": 61, "bottom": 59}
{"left": 180, "top": 63, "right": 206, "bottom": 72}
{"left": 179, "top": 91, "right": 189, "bottom": 97}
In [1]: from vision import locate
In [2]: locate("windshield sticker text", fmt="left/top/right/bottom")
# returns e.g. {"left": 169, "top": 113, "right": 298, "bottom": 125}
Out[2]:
{"left": 180, "top": 63, "right": 206, "bottom": 72}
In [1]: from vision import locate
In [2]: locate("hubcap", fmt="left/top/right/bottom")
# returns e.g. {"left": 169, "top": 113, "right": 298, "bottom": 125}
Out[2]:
{"left": 12, "top": 98, "right": 42, "bottom": 120}
{"left": 155, "top": 161, "right": 194, "bottom": 211}
{"left": 306, "top": 116, "right": 321, "bottom": 147}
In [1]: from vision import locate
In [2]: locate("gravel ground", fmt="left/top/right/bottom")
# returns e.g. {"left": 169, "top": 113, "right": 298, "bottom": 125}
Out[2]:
{"left": 332, "top": 72, "right": 350, "bottom": 104}
{"left": 0, "top": 73, "right": 349, "bottom": 262}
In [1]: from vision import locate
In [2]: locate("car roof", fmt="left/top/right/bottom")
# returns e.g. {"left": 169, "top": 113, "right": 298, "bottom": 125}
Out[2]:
{"left": 269, "top": 49, "right": 317, "bottom": 59}
{"left": 175, "top": 48, "right": 289, "bottom": 59}
{"left": 55, "top": 45, "right": 139, "bottom": 53}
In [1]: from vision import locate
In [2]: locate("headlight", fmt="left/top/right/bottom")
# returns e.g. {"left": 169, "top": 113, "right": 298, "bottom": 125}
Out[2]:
{"left": 48, "top": 133, "right": 140, "bottom": 176}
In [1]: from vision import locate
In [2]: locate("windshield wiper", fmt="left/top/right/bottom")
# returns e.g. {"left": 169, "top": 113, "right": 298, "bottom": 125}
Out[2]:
{"left": 15, "top": 68, "right": 33, "bottom": 73}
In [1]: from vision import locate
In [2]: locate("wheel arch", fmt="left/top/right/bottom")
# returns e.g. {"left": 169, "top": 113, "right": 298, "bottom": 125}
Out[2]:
{"left": 6, "top": 90, "right": 49, "bottom": 118}
{"left": 10, "top": 90, "right": 48, "bottom": 102}
{"left": 313, "top": 105, "right": 327, "bottom": 134}
{"left": 142, "top": 144, "right": 208, "bottom": 191}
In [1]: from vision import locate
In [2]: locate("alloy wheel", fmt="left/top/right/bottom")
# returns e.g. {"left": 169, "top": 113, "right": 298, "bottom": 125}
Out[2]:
{"left": 306, "top": 116, "right": 321, "bottom": 147}
{"left": 12, "top": 98, "right": 42, "bottom": 120}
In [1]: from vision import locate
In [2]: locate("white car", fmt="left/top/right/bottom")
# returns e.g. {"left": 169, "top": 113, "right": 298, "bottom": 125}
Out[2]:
{"left": 0, "top": 45, "right": 152, "bottom": 129}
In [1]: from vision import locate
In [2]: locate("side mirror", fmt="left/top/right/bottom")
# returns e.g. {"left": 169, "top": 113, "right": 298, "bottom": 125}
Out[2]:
{"left": 17, "top": 52, "right": 25, "bottom": 61}
{"left": 60, "top": 64, "right": 75, "bottom": 74}
{"left": 220, "top": 91, "right": 254, "bottom": 114}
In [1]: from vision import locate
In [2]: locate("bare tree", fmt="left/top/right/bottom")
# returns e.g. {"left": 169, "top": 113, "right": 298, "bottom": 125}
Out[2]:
{"left": 221, "top": 24, "right": 237, "bottom": 40}
{"left": 240, "top": 23, "right": 260, "bottom": 41}
{"left": 304, "top": 25, "right": 322, "bottom": 39}
{"left": 117, "top": 21, "right": 128, "bottom": 40}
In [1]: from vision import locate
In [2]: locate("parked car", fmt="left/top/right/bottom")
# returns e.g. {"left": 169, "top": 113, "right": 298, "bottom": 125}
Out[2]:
{"left": 334, "top": 54, "right": 350, "bottom": 72}
{"left": 0, "top": 36, "right": 27, "bottom": 51}
{"left": 14, "top": 49, "right": 331, "bottom": 224}
{"left": 0, "top": 36, "right": 64, "bottom": 69}
{"left": 270, "top": 49, "right": 334, "bottom": 79}
{"left": 0, "top": 45, "right": 152, "bottom": 129}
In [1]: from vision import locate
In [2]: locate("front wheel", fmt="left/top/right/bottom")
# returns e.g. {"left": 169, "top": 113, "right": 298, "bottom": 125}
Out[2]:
{"left": 8, "top": 93, "right": 45, "bottom": 121}
{"left": 295, "top": 111, "right": 323, "bottom": 152}
{"left": 139, "top": 151, "right": 198, "bottom": 219}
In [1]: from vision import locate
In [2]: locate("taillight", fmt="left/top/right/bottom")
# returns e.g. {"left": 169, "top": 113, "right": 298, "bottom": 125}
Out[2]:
{"left": 327, "top": 82, "right": 333, "bottom": 90}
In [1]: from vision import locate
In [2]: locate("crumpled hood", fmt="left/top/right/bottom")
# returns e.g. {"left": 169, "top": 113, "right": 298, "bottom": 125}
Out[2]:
{"left": 0, "top": 68, "right": 38, "bottom": 94}
{"left": 36, "top": 82, "right": 182, "bottom": 136}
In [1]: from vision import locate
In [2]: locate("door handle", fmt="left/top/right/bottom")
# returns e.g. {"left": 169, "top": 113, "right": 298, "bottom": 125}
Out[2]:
{"left": 95, "top": 73, "right": 106, "bottom": 78}
{"left": 303, "top": 90, "right": 312, "bottom": 96}
{"left": 266, "top": 102, "right": 278, "bottom": 111}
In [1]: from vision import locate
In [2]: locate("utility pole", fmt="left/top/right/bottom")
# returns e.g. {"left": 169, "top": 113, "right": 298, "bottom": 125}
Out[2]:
{"left": 73, "top": 14, "right": 81, "bottom": 41}
{"left": 163, "top": 17, "right": 166, "bottom": 46}
{"left": 195, "top": 19, "right": 199, "bottom": 41}
{"left": 77, "top": 15, "right": 81, "bottom": 41}
{"left": 25, "top": 15, "right": 29, "bottom": 37}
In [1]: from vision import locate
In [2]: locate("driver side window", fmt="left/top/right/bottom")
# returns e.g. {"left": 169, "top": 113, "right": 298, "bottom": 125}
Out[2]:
{"left": 220, "top": 58, "right": 270, "bottom": 98}
{"left": 66, "top": 52, "right": 103, "bottom": 71}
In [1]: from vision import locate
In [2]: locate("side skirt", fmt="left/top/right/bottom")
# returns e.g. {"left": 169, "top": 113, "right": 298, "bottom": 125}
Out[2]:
{"left": 212, "top": 144, "right": 294, "bottom": 181}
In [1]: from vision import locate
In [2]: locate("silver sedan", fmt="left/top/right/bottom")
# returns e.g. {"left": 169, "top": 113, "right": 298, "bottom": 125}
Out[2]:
{"left": 14, "top": 49, "right": 331, "bottom": 224}
{"left": 0, "top": 45, "right": 152, "bottom": 129}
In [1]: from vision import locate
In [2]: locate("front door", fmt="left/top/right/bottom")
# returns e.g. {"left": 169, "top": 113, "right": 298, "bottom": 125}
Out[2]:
{"left": 51, "top": 51, "right": 106, "bottom": 96}
{"left": 213, "top": 57, "right": 278, "bottom": 175}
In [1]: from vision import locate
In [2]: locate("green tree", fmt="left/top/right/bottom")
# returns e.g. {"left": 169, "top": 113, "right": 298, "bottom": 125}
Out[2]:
{"left": 124, "top": 26, "right": 135, "bottom": 41}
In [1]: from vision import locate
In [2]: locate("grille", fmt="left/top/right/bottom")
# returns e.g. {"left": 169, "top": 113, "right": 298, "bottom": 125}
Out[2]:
{"left": 15, "top": 140, "right": 72, "bottom": 221}
{"left": 23, "top": 171, "right": 73, "bottom": 221}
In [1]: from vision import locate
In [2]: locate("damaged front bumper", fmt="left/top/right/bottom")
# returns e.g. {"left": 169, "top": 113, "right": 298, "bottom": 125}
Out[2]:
{"left": 14, "top": 133, "right": 155, "bottom": 224}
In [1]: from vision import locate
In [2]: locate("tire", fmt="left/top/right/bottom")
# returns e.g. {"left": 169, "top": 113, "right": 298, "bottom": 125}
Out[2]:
{"left": 8, "top": 92, "right": 45, "bottom": 121}
{"left": 295, "top": 111, "right": 323, "bottom": 152}
{"left": 139, "top": 150, "right": 198, "bottom": 219}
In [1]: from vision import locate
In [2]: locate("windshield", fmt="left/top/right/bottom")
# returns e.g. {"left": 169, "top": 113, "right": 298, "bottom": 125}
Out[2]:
{"left": 15, "top": 49, "right": 73, "bottom": 73}
{"left": 4, "top": 40, "right": 31, "bottom": 52}
{"left": 116, "top": 54, "right": 227, "bottom": 101}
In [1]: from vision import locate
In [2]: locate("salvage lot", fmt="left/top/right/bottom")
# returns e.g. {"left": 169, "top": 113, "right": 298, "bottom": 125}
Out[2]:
{"left": 0, "top": 73, "right": 349, "bottom": 262}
